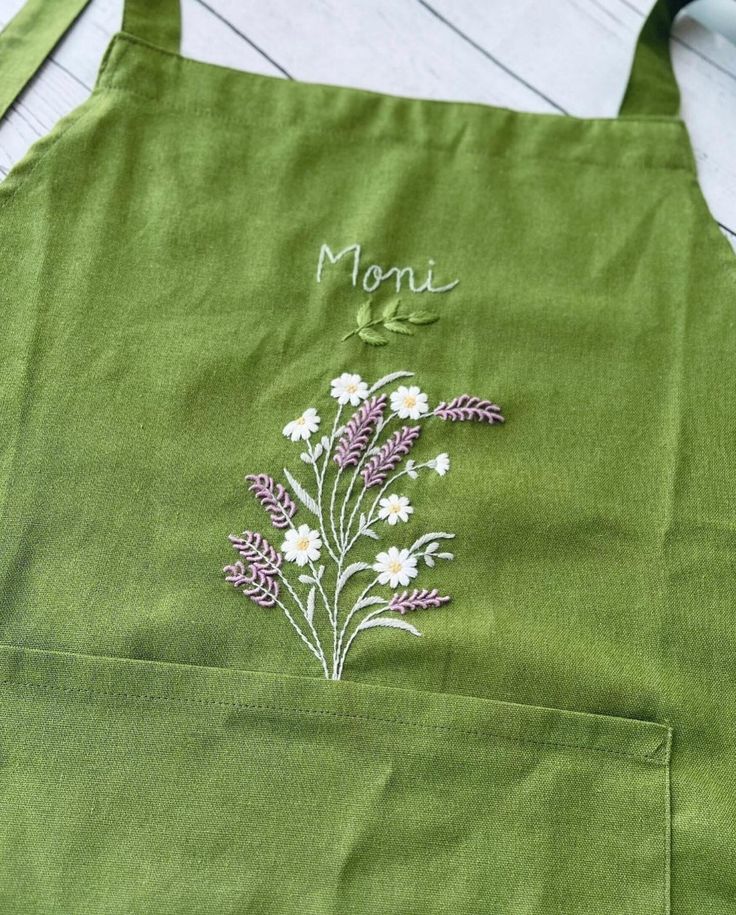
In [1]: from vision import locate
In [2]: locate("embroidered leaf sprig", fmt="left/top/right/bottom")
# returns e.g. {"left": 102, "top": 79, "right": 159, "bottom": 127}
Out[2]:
{"left": 342, "top": 300, "right": 439, "bottom": 347}
{"left": 224, "top": 370, "right": 506, "bottom": 679}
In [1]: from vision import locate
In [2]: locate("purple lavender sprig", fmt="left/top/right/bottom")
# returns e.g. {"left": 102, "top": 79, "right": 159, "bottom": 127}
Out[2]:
{"left": 434, "top": 395, "right": 504, "bottom": 424}
{"left": 362, "top": 426, "right": 421, "bottom": 489}
{"left": 227, "top": 531, "right": 282, "bottom": 574}
{"left": 334, "top": 395, "right": 387, "bottom": 469}
{"left": 245, "top": 473, "right": 297, "bottom": 529}
{"left": 388, "top": 589, "right": 451, "bottom": 614}
{"left": 224, "top": 560, "right": 280, "bottom": 607}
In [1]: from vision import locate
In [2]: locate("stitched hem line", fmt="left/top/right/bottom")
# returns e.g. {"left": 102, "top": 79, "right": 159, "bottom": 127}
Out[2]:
{"left": 105, "top": 33, "right": 686, "bottom": 128}
{"left": 0, "top": 676, "right": 667, "bottom": 764}
{"left": 97, "top": 83, "right": 694, "bottom": 176}
{"left": 92, "top": 33, "right": 694, "bottom": 176}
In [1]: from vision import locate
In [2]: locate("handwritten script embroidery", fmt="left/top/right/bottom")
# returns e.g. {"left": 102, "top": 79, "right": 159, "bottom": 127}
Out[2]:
{"left": 316, "top": 243, "right": 459, "bottom": 295}
{"left": 224, "top": 370, "right": 504, "bottom": 680}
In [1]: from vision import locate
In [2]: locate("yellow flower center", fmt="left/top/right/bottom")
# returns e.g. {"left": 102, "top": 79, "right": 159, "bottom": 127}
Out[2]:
{"left": 297, "top": 537, "right": 310, "bottom": 551}
{"left": 347, "top": 383, "right": 357, "bottom": 393}
{"left": 389, "top": 560, "right": 403, "bottom": 573}
{"left": 389, "top": 504, "right": 401, "bottom": 514}
{"left": 403, "top": 395, "right": 416, "bottom": 408}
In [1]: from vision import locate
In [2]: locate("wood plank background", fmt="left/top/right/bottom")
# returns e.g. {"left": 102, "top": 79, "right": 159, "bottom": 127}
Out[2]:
{"left": 1, "top": 0, "right": 735, "bottom": 249}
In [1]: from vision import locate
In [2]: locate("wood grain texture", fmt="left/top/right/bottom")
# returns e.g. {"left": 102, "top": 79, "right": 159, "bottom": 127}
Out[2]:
{"left": 0, "top": 0, "right": 734, "bottom": 248}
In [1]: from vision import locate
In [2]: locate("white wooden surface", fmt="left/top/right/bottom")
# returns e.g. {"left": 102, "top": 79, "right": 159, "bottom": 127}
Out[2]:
{"left": 1, "top": 0, "right": 735, "bottom": 248}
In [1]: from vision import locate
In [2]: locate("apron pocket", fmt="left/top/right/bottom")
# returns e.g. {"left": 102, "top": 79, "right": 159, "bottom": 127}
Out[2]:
{"left": 0, "top": 645, "right": 670, "bottom": 914}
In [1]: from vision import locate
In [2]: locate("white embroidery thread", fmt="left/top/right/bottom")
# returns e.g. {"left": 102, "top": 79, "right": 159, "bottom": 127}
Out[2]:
{"left": 316, "top": 243, "right": 459, "bottom": 294}
{"left": 224, "top": 370, "right": 504, "bottom": 680}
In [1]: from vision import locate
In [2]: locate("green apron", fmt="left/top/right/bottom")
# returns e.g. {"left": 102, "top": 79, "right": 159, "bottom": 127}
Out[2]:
{"left": 0, "top": 0, "right": 733, "bottom": 911}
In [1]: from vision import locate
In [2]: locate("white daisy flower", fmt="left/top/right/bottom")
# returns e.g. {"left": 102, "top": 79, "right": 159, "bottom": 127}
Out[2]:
{"left": 428, "top": 452, "right": 450, "bottom": 476}
{"left": 390, "top": 385, "right": 429, "bottom": 420}
{"left": 373, "top": 547, "right": 418, "bottom": 588}
{"left": 377, "top": 494, "right": 413, "bottom": 526}
{"left": 282, "top": 408, "right": 320, "bottom": 442}
{"left": 330, "top": 372, "right": 368, "bottom": 406}
{"left": 281, "top": 524, "right": 322, "bottom": 566}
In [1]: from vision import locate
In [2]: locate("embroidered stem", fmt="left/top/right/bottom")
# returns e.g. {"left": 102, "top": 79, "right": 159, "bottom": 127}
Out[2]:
{"left": 344, "top": 461, "right": 433, "bottom": 552}
{"left": 272, "top": 500, "right": 335, "bottom": 629}
{"left": 307, "top": 440, "right": 340, "bottom": 564}
{"left": 337, "top": 604, "right": 389, "bottom": 679}
{"left": 342, "top": 412, "right": 396, "bottom": 546}
{"left": 256, "top": 584, "right": 328, "bottom": 676}
{"left": 328, "top": 464, "right": 345, "bottom": 556}
{"left": 335, "top": 574, "right": 381, "bottom": 676}
{"left": 245, "top": 536, "right": 329, "bottom": 674}
{"left": 340, "top": 316, "right": 384, "bottom": 341}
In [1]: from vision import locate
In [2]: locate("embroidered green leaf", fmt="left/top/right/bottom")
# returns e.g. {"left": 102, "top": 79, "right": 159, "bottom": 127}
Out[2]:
{"left": 357, "top": 301, "right": 373, "bottom": 328}
{"left": 384, "top": 319, "right": 415, "bottom": 336}
{"left": 382, "top": 300, "right": 400, "bottom": 320}
{"left": 407, "top": 310, "right": 439, "bottom": 325}
{"left": 358, "top": 327, "right": 388, "bottom": 346}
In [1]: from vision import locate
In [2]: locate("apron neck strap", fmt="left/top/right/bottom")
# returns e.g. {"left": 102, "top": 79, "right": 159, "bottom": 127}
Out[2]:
{"left": 619, "top": 0, "right": 734, "bottom": 116}
{"left": 0, "top": 0, "right": 181, "bottom": 125}
{"left": 122, "top": 0, "right": 181, "bottom": 53}
{"left": 0, "top": 0, "right": 92, "bottom": 122}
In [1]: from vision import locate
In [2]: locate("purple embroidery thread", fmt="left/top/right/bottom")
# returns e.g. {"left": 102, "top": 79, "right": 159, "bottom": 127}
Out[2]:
{"left": 334, "top": 395, "right": 387, "bottom": 468}
{"left": 434, "top": 395, "right": 505, "bottom": 424}
{"left": 222, "top": 370, "right": 507, "bottom": 679}
{"left": 228, "top": 531, "right": 282, "bottom": 573}
{"left": 362, "top": 425, "right": 421, "bottom": 488}
{"left": 224, "top": 560, "right": 280, "bottom": 607}
{"left": 245, "top": 473, "right": 297, "bottom": 529}
{"left": 388, "top": 589, "right": 451, "bottom": 614}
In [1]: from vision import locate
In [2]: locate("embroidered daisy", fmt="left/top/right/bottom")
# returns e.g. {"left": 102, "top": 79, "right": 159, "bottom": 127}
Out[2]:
{"left": 373, "top": 547, "right": 418, "bottom": 588}
{"left": 377, "top": 494, "right": 413, "bottom": 526}
{"left": 390, "top": 385, "right": 429, "bottom": 420}
{"left": 283, "top": 408, "right": 320, "bottom": 442}
{"left": 330, "top": 372, "right": 368, "bottom": 406}
{"left": 428, "top": 452, "right": 450, "bottom": 476}
{"left": 281, "top": 524, "right": 322, "bottom": 566}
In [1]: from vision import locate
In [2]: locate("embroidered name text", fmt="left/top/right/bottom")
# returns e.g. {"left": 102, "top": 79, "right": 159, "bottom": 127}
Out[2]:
{"left": 316, "top": 243, "right": 459, "bottom": 294}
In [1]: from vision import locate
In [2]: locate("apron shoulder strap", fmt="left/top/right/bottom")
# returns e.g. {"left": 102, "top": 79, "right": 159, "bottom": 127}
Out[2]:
{"left": 0, "top": 0, "right": 92, "bottom": 122}
{"left": 122, "top": 0, "right": 181, "bottom": 53}
{"left": 0, "top": 0, "right": 180, "bottom": 124}
{"left": 620, "top": 0, "right": 736, "bottom": 116}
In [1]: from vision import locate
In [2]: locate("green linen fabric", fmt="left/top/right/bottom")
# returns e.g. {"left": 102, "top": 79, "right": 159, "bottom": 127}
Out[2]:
{"left": 0, "top": 0, "right": 91, "bottom": 121}
{"left": 0, "top": 0, "right": 734, "bottom": 911}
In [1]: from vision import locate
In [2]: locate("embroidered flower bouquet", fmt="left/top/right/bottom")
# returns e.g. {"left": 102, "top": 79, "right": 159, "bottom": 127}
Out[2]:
{"left": 224, "top": 370, "right": 504, "bottom": 680}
